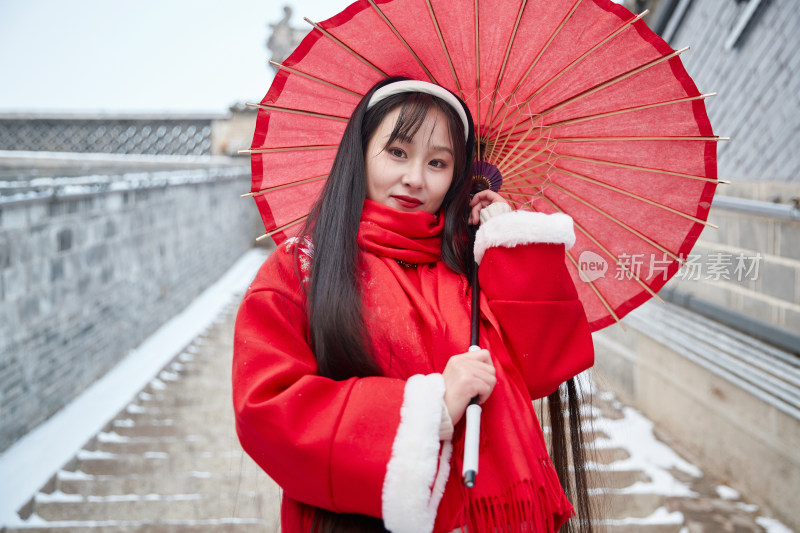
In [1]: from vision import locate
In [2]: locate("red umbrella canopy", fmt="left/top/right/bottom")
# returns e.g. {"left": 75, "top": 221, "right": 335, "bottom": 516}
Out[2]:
{"left": 244, "top": 0, "right": 723, "bottom": 331}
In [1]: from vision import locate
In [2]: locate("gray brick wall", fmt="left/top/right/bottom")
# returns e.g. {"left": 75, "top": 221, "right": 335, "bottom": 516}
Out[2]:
{"left": 0, "top": 165, "right": 259, "bottom": 452}
{"left": 664, "top": 0, "right": 800, "bottom": 185}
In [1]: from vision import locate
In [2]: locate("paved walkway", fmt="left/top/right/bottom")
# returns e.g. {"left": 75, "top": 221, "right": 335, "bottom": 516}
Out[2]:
{"left": 2, "top": 264, "right": 793, "bottom": 532}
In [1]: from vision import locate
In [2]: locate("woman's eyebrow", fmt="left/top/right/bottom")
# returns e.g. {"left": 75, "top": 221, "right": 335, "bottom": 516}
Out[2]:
{"left": 430, "top": 145, "right": 454, "bottom": 155}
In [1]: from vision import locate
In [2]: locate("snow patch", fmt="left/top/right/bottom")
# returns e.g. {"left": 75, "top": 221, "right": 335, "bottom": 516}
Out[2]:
{"left": 77, "top": 449, "right": 117, "bottom": 460}
{"left": 737, "top": 502, "right": 760, "bottom": 513}
{"left": 715, "top": 485, "right": 741, "bottom": 500}
{"left": 143, "top": 452, "right": 169, "bottom": 459}
{"left": 35, "top": 491, "right": 83, "bottom": 503}
{"left": 57, "top": 470, "right": 94, "bottom": 480}
{"left": 159, "top": 370, "right": 181, "bottom": 381}
{"left": 600, "top": 506, "right": 684, "bottom": 525}
{"left": 755, "top": 516, "right": 796, "bottom": 533}
{"left": 591, "top": 396, "right": 701, "bottom": 498}
{"left": 97, "top": 432, "right": 130, "bottom": 443}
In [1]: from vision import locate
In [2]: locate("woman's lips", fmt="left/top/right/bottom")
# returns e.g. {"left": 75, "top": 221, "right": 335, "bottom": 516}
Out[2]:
{"left": 392, "top": 195, "right": 423, "bottom": 208}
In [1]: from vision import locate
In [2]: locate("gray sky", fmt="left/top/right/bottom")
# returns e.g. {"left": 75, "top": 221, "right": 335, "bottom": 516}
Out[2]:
{"left": 0, "top": 0, "right": 353, "bottom": 114}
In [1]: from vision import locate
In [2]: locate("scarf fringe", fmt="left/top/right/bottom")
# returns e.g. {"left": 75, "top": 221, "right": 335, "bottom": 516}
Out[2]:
{"left": 449, "top": 456, "right": 573, "bottom": 533}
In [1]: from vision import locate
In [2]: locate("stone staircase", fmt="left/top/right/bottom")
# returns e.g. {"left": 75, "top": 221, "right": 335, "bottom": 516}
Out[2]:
{"left": 2, "top": 299, "right": 783, "bottom": 532}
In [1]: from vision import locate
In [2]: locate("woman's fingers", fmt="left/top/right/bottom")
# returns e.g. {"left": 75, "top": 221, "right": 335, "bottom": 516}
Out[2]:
{"left": 468, "top": 190, "right": 509, "bottom": 225}
{"left": 442, "top": 350, "right": 497, "bottom": 423}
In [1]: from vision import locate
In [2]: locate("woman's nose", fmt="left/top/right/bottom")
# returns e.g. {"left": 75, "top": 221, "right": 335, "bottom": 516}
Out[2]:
{"left": 401, "top": 161, "right": 425, "bottom": 188}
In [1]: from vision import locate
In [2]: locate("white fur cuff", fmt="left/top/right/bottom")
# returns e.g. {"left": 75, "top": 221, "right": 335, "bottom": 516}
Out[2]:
{"left": 382, "top": 374, "right": 453, "bottom": 533}
{"left": 474, "top": 211, "right": 575, "bottom": 265}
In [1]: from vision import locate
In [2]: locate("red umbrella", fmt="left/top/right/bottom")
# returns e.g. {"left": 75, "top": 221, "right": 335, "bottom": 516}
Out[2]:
{"left": 242, "top": 0, "right": 725, "bottom": 331}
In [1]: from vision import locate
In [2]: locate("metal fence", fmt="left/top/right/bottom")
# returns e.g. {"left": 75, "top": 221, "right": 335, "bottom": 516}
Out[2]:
{"left": 0, "top": 117, "right": 217, "bottom": 156}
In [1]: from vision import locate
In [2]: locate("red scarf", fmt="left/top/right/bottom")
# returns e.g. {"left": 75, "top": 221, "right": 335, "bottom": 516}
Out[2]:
{"left": 356, "top": 200, "right": 572, "bottom": 532}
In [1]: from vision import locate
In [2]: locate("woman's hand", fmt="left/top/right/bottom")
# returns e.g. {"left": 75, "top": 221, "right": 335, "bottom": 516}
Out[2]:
{"left": 442, "top": 349, "right": 497, "bottom": 425}
{"left": 468, "top": 190, "right": 509, "bottom": 225}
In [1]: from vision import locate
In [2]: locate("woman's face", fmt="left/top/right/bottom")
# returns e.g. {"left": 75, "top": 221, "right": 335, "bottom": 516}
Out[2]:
{"left": 365, "top": 106, "right": 455, "bottom": 215}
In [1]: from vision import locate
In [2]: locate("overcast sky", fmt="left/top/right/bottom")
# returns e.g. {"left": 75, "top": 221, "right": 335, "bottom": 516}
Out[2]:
{"left": 0, "top": 0, "right": 353, "bottom": 114}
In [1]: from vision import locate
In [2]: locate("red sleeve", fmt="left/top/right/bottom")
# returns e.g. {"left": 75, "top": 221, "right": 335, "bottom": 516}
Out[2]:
{"left": 478, "top": 239, "right": 594, "bottom": 400}
{"left": 232, "top": 248, "right": 406, "bottom": 517}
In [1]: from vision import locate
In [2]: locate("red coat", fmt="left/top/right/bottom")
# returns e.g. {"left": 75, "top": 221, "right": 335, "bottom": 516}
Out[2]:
{"left": 233, "top": 201, "right": 594, "bottom": 532}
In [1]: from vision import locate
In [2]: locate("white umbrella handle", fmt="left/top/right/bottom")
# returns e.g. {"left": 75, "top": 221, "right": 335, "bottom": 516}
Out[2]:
{"left": 463, "top": 344, "right": 482, "bottom": 487}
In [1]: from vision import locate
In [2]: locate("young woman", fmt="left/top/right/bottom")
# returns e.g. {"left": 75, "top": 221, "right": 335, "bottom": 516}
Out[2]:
{"left": 233, "top": 77, "right": 595, "bottom": 533}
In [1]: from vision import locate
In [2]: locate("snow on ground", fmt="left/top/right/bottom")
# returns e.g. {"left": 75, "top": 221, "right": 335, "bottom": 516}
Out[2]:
{"left": 0, "top": 248, "right": 269, "bottom": 526}
{"left": 591, "top": 390, "right": 702, "bottom": 497}
{"left": 757, "top": 517, "right": 797, "bottom": 533}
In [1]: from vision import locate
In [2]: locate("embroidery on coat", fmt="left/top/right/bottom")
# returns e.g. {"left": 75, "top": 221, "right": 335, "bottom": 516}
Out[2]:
{"left": 284, "top": 236, "right": 314, "bottom": 284}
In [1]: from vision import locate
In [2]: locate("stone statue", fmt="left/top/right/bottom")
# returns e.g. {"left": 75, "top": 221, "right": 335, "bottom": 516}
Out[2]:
{"left": 266, "top": 6, "right": 310, "bottom": 70}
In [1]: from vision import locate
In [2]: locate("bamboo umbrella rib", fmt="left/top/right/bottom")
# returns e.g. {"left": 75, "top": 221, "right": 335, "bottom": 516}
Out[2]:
{"left": 550, "top": 135, "right": 728, "bottom": 142}
{"left": 304, "top": 18, "right": 389, "bottom": 78}
{"left": 566, "top": 250, "right": 625, "bottom": 327}
{"left": 241, "top": 175, "right": 328, "bottom": 198}
{"left": 502, "top": 163, "right": 550, "bottom": 185}
{"left": 426, "top": 0, "right": 463, "bottom": 99}
{"left": 486, "top": 0, "right": 527, "bottom": 130}
{"left": 522, "top": 12, "right": 648, "bottom": 113}
{"left": 490, "top": 137, "right": 728, "bottom": 180}
{"left": 491, "top": 8, "right": 646, "bottom": 135}
{"left": 368, "top": 0, "right": 437, "bottom": 83}
{"left": 269, "top": 61, "right": 364, "bottom": 98}
{"left": 239, "top": 145, "right": 338, "bottom": 155}
{"left": 505, "top": 196, "right": 525, "bottom": 209}
{"left": 536, "top": 195, "right": 625, "bottom": 325}
{"left": 507, "top": 180, "right": 684, "bottom": 262}
{"left": 547, "top": 166, "right": 718, "bottom": 227}
{"left": 492, "top": 136, "right": 548, "bottom": 169}
{"left": 256, "top": 216, "right": 309, "bottom": 242}
{"left": 495, "top": 117, "right": 553, "bottom": 171}
{"left": 534, "top": 47, "right": 690, "bottom": 121}
{"left": 539, "top": 93, "right": 716, "bottom": 131}
{"left": 554, "top": 153, "right": 721, "bottom": 183}
{"left": 538, "top": 194, "right": 659, "bottom": 314}
{"left": 569, "top": 223, "right": 664, "bottom": 303}
{"left": 494, "top": 135, "right": 726, "bottom": 159}
{"left": 488, "top": 0, "right": 582, "bottom": 132}
{"left": 496, "top": 139, "right": 552, "bottom": 177}
{"left": 246, "top": 103, "right": 349, "bottom": 122}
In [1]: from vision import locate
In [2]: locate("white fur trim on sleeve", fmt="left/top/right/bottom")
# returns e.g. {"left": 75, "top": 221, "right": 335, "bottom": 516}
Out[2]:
{"left": 474, "top": 211, "right": 575, "bottom": 265}
{"left": 382, "top": 374, "right": 453, "bottom": 533}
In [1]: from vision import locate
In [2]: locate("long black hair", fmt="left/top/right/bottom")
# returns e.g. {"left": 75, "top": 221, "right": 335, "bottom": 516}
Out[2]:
{"left": 299, "top": 76, "right": 475, "bottom": 382}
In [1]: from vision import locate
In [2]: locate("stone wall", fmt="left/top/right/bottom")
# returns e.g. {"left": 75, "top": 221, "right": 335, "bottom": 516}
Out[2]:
{"left": 0, "top": 165, "right": 259, "bottom": 452}
{"left": 663, "top": 199, "right": 800, "bottom": 351}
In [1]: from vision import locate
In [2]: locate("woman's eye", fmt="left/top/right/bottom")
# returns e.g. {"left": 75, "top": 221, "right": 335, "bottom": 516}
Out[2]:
{"left": 430, "top": 160, "right": 447, "bottom": 168}
{"left": 388, "top": 148, "right": 406, "bottom": 158}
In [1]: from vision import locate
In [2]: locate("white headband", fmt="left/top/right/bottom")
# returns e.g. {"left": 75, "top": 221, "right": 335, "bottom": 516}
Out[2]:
{"left": 367, "top": 80, "right": 470, "bottom": 139}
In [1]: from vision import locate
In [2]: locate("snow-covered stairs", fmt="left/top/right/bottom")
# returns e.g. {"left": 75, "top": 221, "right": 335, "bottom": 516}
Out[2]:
{"left": 6, "top": 301, "right": 281, "bottom": 532}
